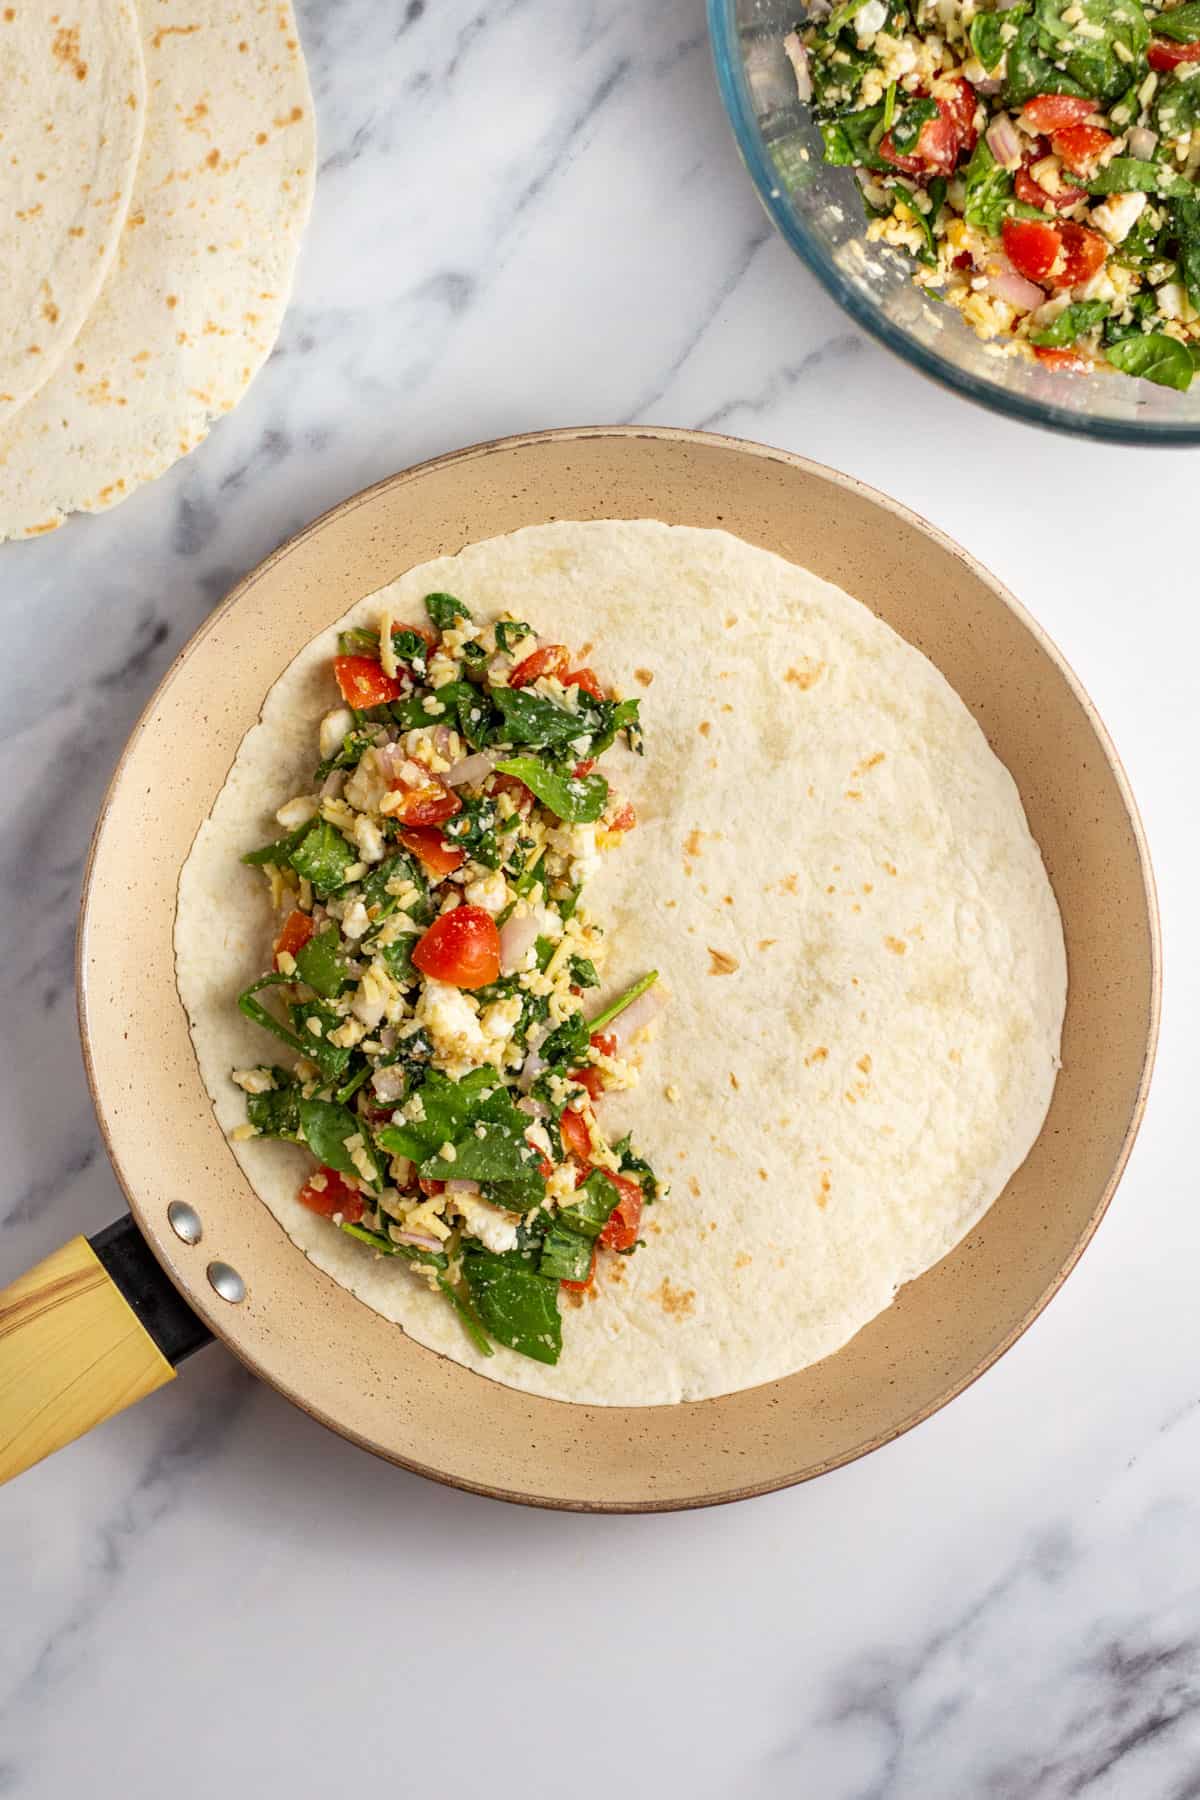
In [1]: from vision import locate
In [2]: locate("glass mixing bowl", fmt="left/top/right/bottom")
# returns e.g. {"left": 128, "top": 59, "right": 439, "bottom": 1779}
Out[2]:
{"left": 709, "top": 0, "right": 1200, "bottom": 443}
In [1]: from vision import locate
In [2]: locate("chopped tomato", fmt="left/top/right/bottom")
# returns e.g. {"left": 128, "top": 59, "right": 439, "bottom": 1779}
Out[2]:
{"left": 608, "top": 800, "right": 637, "bottom": 832}
{"left": 388, "top": 777, "right": 461, "bottom": 827}
{"left": 598, "top": 1171, "right": 643, "bottom": 1252}
{"left": 1002, "top": 216, "right": 1060, "bottom": 283}
{"left": 417, "top": 1175, "right": 445, "bottom": 1198}
{"left": 880, "top": 108, "right": 959, "bottom": 177}
{"left": 273, "top": 908, "right": 314, "bottom": 966}
{"left": 570, "top": 1064, "right": 604, "bottom": 1100}
{"left": 1014, "top": 166, "right": 1084, "bottom": 213}
{"left": 298, "top": 1167, "right": 364, "bottom": 1223}
{"left": 1021, "top": 94, "right": 1098, "bottom": 132}
{"left": 398, "top": 825, "right": 465, "bottom": 878}
{"left": 333, "top": 654, "right": 405, "bottom": 710}
{"left": 560, "top": 1243, "right": 597, "bottom": 1293}
{"left": 510, "top": 643, "right": 569, "bottom": 687}
{"left": 527, "top": 1133, "right": 554, "bottom": 1180}
{"left": 1052, "top": 122, "right": 1114, "bottom": 175}
{"left": 1033, "top": 345, "right": 1093, "bottom": 372}
{"left": 940, "top": 77, "right": 980, "bottom": 156}
{"left": 411, "top": 905, "right": 500, "bottom": 988}
{"left": 1051, "top": 221, "right": 1107, "bottom": 289}
{"left": 1149, "top": 35, "right": 1200, "bottom": 68}
{"left": 573, "top": 758, "right": 596, "bottom": 778}
{"left": 559, "top": 1105, "right": 592, "bottom": 1163}
{"left": 952, "top": 249, "right": 974, "bottom": 271}
{"left": 564, "top": 666, "right": 604, "bottom": 701}
{"left": 590, "top": 1031, "right": 617, "bottom": 1058}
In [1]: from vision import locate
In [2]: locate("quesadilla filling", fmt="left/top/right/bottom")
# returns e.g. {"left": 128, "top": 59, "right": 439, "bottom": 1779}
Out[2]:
{"left": 229, "top": 592, "right": 667, "bottom": 1366}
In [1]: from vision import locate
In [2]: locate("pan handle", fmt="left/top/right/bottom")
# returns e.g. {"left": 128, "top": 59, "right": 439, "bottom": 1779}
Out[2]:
{"left": 0, "top": 1215, "right": 211, "bottom": 1485}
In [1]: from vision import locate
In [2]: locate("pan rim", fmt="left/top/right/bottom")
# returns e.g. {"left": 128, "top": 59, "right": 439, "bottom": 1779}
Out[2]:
{"left": 76, "top": 424, "right": 1162, "bottom": 1510}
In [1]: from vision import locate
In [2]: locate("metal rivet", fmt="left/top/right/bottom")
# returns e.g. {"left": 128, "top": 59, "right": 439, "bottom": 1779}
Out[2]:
{"left": 167, "top": 1201, "right": 203, "bottom": 1245}
{"left": 206, "top": 1260, "right": 245, "bottom": 1304}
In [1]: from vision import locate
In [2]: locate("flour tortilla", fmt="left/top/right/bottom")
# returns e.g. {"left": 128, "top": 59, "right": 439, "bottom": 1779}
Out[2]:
{"left": 0, "top": 1, "right": 146, "bottom": 429}
{"left": 177, "top": 522, "right": 1067, "bottom": 1406}
{"left": 0, "top": 0, "right": 314, "bottom": 541}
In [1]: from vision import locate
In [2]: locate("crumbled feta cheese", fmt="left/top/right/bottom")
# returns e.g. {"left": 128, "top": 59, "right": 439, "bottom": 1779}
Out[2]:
{"left": 341, "top": 899, "right": 370, "bottom": 941}
{"left": 353, "top": 814, "right": 387, "bottom": 864}
{"left": 480, "top": 995, "right": 522, "bottom": 1040}
{"left": 1091, "top": 190, "right": 1147, "bottom": 245}
{"left": 417, "top": 979, "right": 492, "bottom": 1075}
{"left": 855, "top": 0, "right": 887, "bottom": 40}
{"left": 464, "top": 870, "right": 508, "bottom": 914}
{"left": 319, "top": 705, "right": 354, "bottom": 762}
{"left": 232, "top": 1066, "right": 276, "bottom": 1095}
{"left": 452, "top": 1188, "right": 520, "bottom": 1253}
{"left": 345, "top": 748, "right": 389, "bottom": 815}
{"left": 276, "top": 794, "right": 319, "bottom": 830}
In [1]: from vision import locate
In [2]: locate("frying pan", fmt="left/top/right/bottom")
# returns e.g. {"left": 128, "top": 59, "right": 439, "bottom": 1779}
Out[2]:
{"left": 0, "top": 427, "right": 1160, "bottom": 1508}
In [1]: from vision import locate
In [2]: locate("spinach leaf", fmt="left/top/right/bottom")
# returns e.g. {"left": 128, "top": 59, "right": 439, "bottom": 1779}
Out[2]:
{"left": 537, "top": 1010, "right": 591, "bottom": 1071}
{"left": 494, "top": 756, "right": 609, "bottom": 823}
{"left": 338, "top": 624, "right": 429, "bottom": 675}
{"left": 461, "top": 1252, "right": 562, "bottom": 1364}
{"left": 375, "top": 1067, "right": 506, "bottom": 1163}
{"left": 288, "top": 818, "right": 358, "bottom": 896}
{"left": 495, "top": 619, "right": 534, "bottom": 653}
{"left": 288, "top": 997, "right": 353, "bottom": 1083}
{"left": 1028, "top": 299, "right": 1110, "bottom": 345}
{"left": 589, "top": 970, "right": 660, "bottom": 1033}
{"left": 1005, "top": 13, "right": 1087, "bottom": 103}
{"left": 573, "top": 691, "right": 643, "bottom": 756}
{"left": 1154, "top": 0, "right": 1200, "bottom": 40}
{"left": 393, "top": 680, "right": 496, "bottom": 750}
{"left": 1089, "top": 159, "right": 1193, "bottom": 198}
{"left": 613, "top": 1133, "right": 664, "bottom": 1203}
{"left": 893, "top": 178, "right": 944, "bottom": 266}
{"left": 360, "top": 850, "right": 432, "bottom": 927}
{"left": 970, "top": 9, "right": 1014, "bottom": 70}
{"left": 491, "top": 686, "right": 586, "bottom": 749}
{"left": 441, "top": 793, "right": 501, "bottom": 866}
{"left": 538, "top": 1224, "right": 595, "bottom": 1284}
{"left": 339, "top": 1221, "right": 448, "bottom": 1270}
{"left": 312, "top": 724, "right": 374, "bottom": 786}
{"left": 569, "top": 956, "right": 599, "bottom": 990}
{"left": 1155, "top": 69, "right": 1200, "bottom": 136}
{"left": 963, "top": 138, "right": 1015, "bottom": 235}
{"left": 819, "top": 101, "right": 889, "bottom": 170}
{"left": 241, "top": 820, "right": 310, "bottom": 868}
{"left": 890, "top": 96, "right": 939, "bottom": 153}
{"left": 297, "top": 1098, "right": 375, "bottom": 1181}
{"left": 509, "top": 845, "right": 545, "bottom": 896}
{"left": 424, "top": 592, "right": 472, "bottom": 630}
{"left": 237, "top": 974, "right": 312, "bottom": 1060}
{"left": 1056, "top": 0, "right": 1149, "bottom": 101}
{"left": 558, "top": 1169, "right": 622, "bottom": 1240}
{"left": 294, "top": 926, "right": 348, "bottom": 999}
{"left": 421, "top": 1115, "right": 546, "bottom": 1193}
{"left": 1102, "top": 289, "right": 1159, "bottom": 343}
{"left": 1171, "top": 194, "right": 1200, "bottom": 308}
{"left": 377, "top": 934, "right": 419, "bottom": 982}
{"left": 1106, "top": 330, "right": 1194, "bottom": 388}
{"left": 245, "top": 1072, "right": 302, "bottom": 1141}
{"left": 436, "top": 1276, "right": 494, "bottom": 1355}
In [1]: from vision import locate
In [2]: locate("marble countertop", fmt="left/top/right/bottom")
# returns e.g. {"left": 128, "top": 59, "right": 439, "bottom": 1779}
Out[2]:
{"left": 3, "top": 2, "right": 1199, "bottom": 1794}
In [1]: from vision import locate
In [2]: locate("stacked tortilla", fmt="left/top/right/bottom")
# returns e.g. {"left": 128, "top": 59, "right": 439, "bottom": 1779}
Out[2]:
{"left": 0, "top": 0, "right": 314, "bottom": 541}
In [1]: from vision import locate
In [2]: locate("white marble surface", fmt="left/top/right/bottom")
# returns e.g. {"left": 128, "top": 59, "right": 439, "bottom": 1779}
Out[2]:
{"left": 2, "top": 2, "right": 1199, "bottom": 1794}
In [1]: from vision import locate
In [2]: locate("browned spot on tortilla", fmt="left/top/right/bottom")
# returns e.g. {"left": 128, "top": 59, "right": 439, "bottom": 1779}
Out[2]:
{"left": 757, "top": 938, "right": 776, "bottom": 951}
{"left": 708, "top": 948, "right": 738, "bottom": 975}
{"left": 3, "top": 9, "right": 14, "bottom": 20}
{"left": 684, "top": 828, "right": 705, "bottom": 858}
{"left": 857, "top": 1054, "right": 872, "bottom": 1074}
{"left": 758, "top": 1168, "right": 768, "bottom": 1181}
{"left": 852, "top": 903, "right": 861, "bottom": 913}
{"left": 41, "top": 299, "right": 59, "bottom": 323}
{"left": 885, "top": 861, "right": 898, "bottom": 876}
{"left": 698, "top": 720, "right": 711, "bottom": 736}
{"left": 826, "top": 884, "right": 835, "bottom": 895}
{"left": 205, "top": 148, "right": 220, "bottom": 168}
{"left": 150, "top": 23, "right": 199, "bottom": 48}
{"left": 606, "top": 1259, "right": 626, "bottom": 1284}
{"left": 720, "top": 702, "right": 733, "bottom": 713}
{"left": 817, "top": 1171, "right": 831, "bottom": 1208}
{"left": 73, "top": 361, "right": 83, "bottom": 373}
{"left": 884, "top": 936, "right": 907, "bottom": 955}
{"left": 52, "top": 25, "right": 87, "bottom": 78}
{"left": 722, "top": 895, "right": 733, "bottom": 906}
{"left": 26, "top": 344, "right": 41, "bottom": 356}
{"left": 735, "top": 1252, "right": 752, "bottom": 1270}
{"left": 653, "top": 1278, "right": 695, "bottom": 1319}
{"left": 709, "top": 1221, "right": 718, "bottom": 1233}
{"left": 724, "top": 614, "right": 738, "bottom": 627}
{"left": 805, "top": 1047, "right": 828, "bottom": 1066}
{"left": 633, "top": 666, "right": 654, "bottom": 686}
{"left": 844, "top": 1090, "right": 858, "bottom": 1105}
{"left": 729, "top": 1072, "right": 739, "bottom": 1090}
{"left": 779, "top": 873, "right": 798, "bottom": 895}
{"left": 854, "top": 751, "right": 886, "bottom": 777}
{"left": 948, "top": 1048, "right": 962, "bottom": 1063}
{"left": 863, "top": 881, "right": 873, "bottom": 893}
{"left": 845, "top": 789, "right": 862, "bottom": 800}
{"left": 562, "top": 1286, "right": 588, "bottom": 1309}
{"left": 238, "top": 39, "right": 249, "bottom": 51}
{"left": 687, "top": 1176, "right": 700, "bottom": 1198}
{"left": 25, "top": 520, "right": 61, "bottom": 536}
{"left": 785, "top": 659, "right": 825, "bottom": 690}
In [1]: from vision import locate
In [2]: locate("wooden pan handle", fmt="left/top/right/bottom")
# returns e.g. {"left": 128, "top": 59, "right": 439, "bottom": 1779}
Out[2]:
{"left": 0, "top": 1235, "right": 177, "bottom": 1484}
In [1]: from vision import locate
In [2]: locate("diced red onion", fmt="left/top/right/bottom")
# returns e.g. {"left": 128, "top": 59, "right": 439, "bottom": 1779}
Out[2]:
{"left": 997, "top": 0, "right": 1022, "bottom": 12}
{"left": 432, "top": 725, "right": 455, "bottom": 762}
{"left": 517, "top": 1095, "right": 547, "bottom": 1121}
{"left": 783, "top": 32, "right": 812, "bottom": 102}
{"left": 371, "top": 1064, "right": 408, "bottom": 1103}
{"left": 1128, "top": 126, "right": 1158, "bottom": 160}
{"left": 446, "top": 1179, "right": 481, "bottom": 1197}
{"left": 986, "top": 262, "right": 1045, "bottom": 312}
{"left": 607, "top": 984, "right": 669, "bottom": 1048}
{"left": 378, "top": 1026, "right": 397, "bottom": 1052}
{"left": 445, "top": 748, "right": 507, "bottom": 788}
{"left": 375, "top": 741, "right": 409, "bottom": 782}
{"left": 500, "top": 911, "right": 541, "bottom": 976}
{"left": 518, "top": 1023, "right": 552, "bottom": 1092}
{"left": 320, "top": 769, "right": 346, "bottom": 800}
{"left": 392, "top": 1227, "right": 443, "bottom": 1253}
{"left": 974, "top": 76, "right": 1003, "bottom": 96}
{"left": 986, "top": 114, "right": 1022, "bottom": 167}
